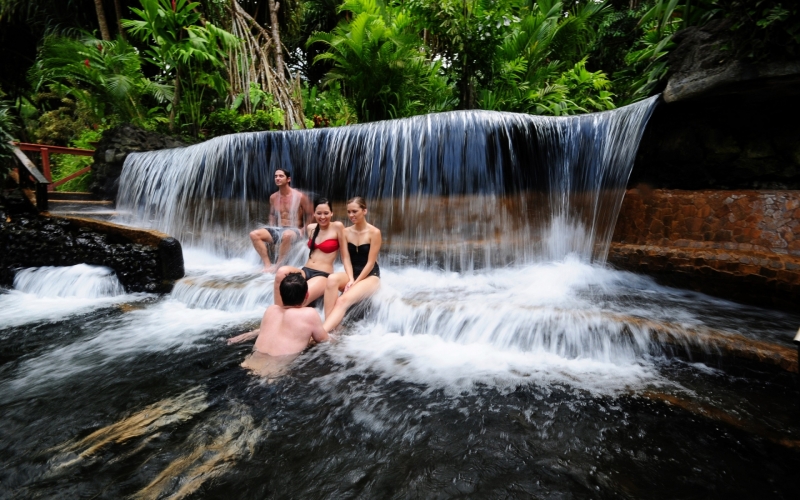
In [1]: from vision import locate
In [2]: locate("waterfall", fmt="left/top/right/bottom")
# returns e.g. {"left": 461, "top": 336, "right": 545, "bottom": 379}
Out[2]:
{"left": 116, "top": 96, "right": 658, "bottom": 267}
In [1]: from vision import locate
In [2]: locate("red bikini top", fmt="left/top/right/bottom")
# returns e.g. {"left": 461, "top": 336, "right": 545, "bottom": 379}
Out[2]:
{"left": 308, "top": 237, "right": 340, "bottom": 253}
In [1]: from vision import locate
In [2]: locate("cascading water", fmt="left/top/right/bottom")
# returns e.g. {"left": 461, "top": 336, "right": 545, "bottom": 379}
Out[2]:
{"left": 0, "top": 264, "right": 133, "bottom": 328}
{"left": 13, "top": 264, "right": 125, "bottom": 298}
{"left": 3, "top": 99, "right": 799, "bottom": 498}
{"left": 110, "top": 97, "right": 662, "bottom": 369}
{"left": 116, "top": 96, "right": 659, "bottom": 266}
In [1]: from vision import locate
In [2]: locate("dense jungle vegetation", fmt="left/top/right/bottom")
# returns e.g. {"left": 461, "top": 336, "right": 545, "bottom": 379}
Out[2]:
{"left": 0, "top": 0, "right": 798, "bottom": 190}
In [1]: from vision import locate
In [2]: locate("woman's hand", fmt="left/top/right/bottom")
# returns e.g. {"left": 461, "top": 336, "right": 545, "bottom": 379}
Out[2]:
{"left": 343, "top": 280, "right": 355, "bottom": 293}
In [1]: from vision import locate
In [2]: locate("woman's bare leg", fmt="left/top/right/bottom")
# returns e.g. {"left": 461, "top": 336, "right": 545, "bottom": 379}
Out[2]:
{"left": 304, "top": 276, "right": 328, "bottom": 306}
{"left": 324, "top": 272, "right": 350, "bottom": 317}
{"left": 273, "top": 266, "right": 303, "bottom": 306}
{"left": 323, "top": 276, "right": 380, "bottom": 332}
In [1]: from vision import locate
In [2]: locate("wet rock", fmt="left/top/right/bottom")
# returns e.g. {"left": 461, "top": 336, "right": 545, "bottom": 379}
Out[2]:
{"left": 663, "top": 20, "right": 800, "bottom": 103}
{"left": 0, "top": 213, "right": 184, "bottom": 293}
{"left": 632, "top": 21, "right": 800, "bottom": 190}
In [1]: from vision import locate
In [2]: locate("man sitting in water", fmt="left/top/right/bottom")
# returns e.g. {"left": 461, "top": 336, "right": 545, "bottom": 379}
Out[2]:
{"left": 228, "top": 272, "right": 329, "bottom": 376}
{"left": 249, "top": 168, "right": 313, "bottom": 273}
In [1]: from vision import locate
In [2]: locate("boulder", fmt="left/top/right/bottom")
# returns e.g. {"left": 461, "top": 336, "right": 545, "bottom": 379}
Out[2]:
{"left": 663, "top": 20, "right": 800, "bottom": 103}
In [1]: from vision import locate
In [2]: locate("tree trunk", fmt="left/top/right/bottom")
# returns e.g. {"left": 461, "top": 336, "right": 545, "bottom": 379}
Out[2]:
{"left": 93, "top": 0, "right": 112, "bottom": 41}
{"left": 267, "top": 0, "right": 284, "bottom": 79}
{"left": 169, "top": 70, "right": 181, "bottom": 133}
{"left": 113, "top": 0, "right": 126, "bottom": 40}
{"left": 459, "top": 55, "right": 475, "bottom": 110}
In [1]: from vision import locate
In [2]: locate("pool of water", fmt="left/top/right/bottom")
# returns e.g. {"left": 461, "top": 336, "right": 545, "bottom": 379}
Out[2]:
{"left": 1, "top": 253, "right": 799, "bottom": 498}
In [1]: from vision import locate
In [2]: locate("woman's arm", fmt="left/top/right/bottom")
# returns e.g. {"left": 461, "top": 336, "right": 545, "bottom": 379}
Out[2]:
{"left": 338, "top": 224, "right": 355, "bottom": 283}
{"left": 353, "top": 227, "right": 382, "bottom": 285}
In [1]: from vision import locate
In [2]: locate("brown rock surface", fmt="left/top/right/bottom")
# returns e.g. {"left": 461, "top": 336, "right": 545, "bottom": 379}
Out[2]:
{"left": 611, "top": 188, "right": 800, "bottom": 310}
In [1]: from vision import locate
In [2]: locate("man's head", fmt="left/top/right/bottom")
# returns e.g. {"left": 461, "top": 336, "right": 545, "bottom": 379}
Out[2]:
{"left": 279, "top": 272, "right": 307, "bottom": 306}
{"left": 274, "top": 168, "right": 291, "bottom": 187}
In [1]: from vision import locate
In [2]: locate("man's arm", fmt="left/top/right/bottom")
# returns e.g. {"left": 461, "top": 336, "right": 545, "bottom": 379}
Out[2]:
{"left": 227, "top": 329, "right": 260, "bottom": 345}
{"left": 299, "top": 192, "right": 314, "bottom": 227}
{"left": 268, "top": 192, "right": 278, "bottom": 226}
{"left": 306, "top": 310, "right": 330, "bottom": 344}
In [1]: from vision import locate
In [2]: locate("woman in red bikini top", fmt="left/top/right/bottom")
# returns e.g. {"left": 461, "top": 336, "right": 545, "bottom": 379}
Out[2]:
{"left": 273, "top": 198, "right": 347, "bottom": 306}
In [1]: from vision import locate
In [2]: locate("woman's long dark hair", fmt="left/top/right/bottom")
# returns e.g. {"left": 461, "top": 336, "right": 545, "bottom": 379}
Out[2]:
{"left": 309, "top": 198, "right": 332, "bottom": 252}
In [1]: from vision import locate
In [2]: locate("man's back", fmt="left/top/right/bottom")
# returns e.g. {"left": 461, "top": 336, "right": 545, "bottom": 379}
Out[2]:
{"left": 255, "top": 304, "right": 328, "bottom": 356}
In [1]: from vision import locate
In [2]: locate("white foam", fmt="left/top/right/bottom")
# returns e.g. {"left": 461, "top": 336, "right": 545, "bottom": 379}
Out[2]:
{"left": 14, "top": 264, "right": 125, "bottom": 298}
{"left": 4, "top": 298, "right": 262, "bottom": 399}
{"left": 3, "top": 254, "right": 784, "bottom": 399}
{"left": 321, "top": 331, "right": 662, "bottom": 395}
{"left": 311, "top": 259, "right": 667, "bottom": 394}
{"left": 0, "top": 265, "right": 144, "bottom": 328}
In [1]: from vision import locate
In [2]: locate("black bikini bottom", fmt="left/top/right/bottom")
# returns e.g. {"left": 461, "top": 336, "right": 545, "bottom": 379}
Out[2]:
{"left": 352, "top": 263, "right": 380, "bottom": 279}
{"left": 302, "top": 266, "right": 330, "bottom": 281}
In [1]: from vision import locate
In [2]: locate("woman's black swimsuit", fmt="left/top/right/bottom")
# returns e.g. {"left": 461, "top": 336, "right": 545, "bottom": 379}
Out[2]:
{"left": 302, "top": 266, "right": 330, "bottom": 281}
{"left": 348, "top": 243, "right": 380, "bottom": 278}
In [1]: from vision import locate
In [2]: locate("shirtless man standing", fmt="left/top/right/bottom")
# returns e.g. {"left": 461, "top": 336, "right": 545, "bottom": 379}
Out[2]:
{"left": 249, "top": 168, "right": 313, "bottom": 272}
{"left": 228, "top": 272, "right": 329, "bottom": 377}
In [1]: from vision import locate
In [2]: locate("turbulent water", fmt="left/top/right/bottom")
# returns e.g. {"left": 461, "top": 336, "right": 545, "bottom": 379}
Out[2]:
{"left": 2, "top": 100, "right": 800, "bottom": 497}
{"left": 1, "top": 256, "right": 799, "bottom": 498}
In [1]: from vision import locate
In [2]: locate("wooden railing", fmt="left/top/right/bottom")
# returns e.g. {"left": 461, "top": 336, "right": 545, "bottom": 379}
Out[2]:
{"left": 14, "top": 142, "right": 95, "bottom": 191}
{"left": 8, "top": 141, "right": 96, "bottom": 211}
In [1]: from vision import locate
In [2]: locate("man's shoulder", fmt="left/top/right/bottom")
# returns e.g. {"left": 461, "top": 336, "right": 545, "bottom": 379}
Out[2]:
{"left": 264, "top": 304, "right": 282, "bottom": 316}
{"left": 287, "top": 307, "right": 322, "bottom": 322}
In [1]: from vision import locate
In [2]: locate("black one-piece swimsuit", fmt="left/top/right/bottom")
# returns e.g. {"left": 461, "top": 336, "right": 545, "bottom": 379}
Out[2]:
{"left": 348, "top": 242, "right": 380, "bottom": 278}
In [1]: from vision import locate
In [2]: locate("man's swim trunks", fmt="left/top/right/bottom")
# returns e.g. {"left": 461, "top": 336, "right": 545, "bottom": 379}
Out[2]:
{"left": 265, "top": 226, "right": 303, "bottom": 243}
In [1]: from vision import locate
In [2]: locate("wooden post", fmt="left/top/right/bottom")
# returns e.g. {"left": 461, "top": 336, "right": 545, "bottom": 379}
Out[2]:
{"left": 36, "top": 183, "right": 49, "bottom": 212}
{"left": 41, "top": 147, "right": 53, "bottom": 191}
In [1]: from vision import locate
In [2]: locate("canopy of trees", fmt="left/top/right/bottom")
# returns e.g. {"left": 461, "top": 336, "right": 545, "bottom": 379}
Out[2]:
{"left": 1, "top": 0, "right": 798, "bottom": 175}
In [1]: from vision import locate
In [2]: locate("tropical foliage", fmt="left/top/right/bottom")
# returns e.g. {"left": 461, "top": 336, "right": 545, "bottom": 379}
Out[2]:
{"left": 478, "top": 0, "right": 615, "bottom": 113}
{"left": 0, "top": 91, "right": 18, "bottom": 175}
{"left": 122, "top": 0, "right": 239, "bottom": 134}
{"left": 48, "top": 128, "right": 103, "bottom": 192}
{"left": 30, "top": 34, "right": 171, "bottom": 128}
{"left": 309, "top": 0, "right": 453, "bottom": 121}
{"left": 0, "top": 0, "right": 797, "bottom": 155}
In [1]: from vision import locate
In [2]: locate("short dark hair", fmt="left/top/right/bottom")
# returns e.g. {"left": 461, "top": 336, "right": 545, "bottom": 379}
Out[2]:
{"left": 275, "top": 168, "right": 291, "bottom": 180}
{"left": 279, "top": 272, "right": 307, "bottom": 306}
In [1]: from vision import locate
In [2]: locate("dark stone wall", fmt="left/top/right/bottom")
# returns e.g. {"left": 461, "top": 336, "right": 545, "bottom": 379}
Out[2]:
{"left": 0, "top": 213, "right": 184, "bottom": 293}
{"left": 631, "top": 85, "right": 800, "bottom": 190}
{"left": 631, "top": 17, "right": 800, "bottom": 191}
{"left": 90, "top": 124, "right": 185, "bottom": 201}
